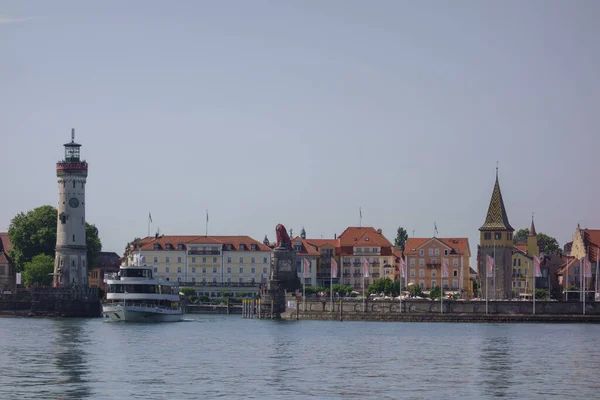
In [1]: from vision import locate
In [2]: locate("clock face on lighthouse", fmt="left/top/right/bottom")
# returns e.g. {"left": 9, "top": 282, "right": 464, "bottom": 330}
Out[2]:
{"left": 69, "top": 197, "right": 80, "bottom": 208}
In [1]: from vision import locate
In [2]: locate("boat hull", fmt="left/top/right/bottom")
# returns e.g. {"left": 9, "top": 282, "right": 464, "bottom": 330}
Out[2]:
{"left": 103, "top": 305, "right": 183, "bottom": 322}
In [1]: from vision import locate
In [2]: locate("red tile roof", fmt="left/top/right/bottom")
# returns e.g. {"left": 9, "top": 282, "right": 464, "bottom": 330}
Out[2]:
{"left": 305, "top": 239, "right": 340, "bottom": 249}
{"left": 583, "top": 229, "right": 600, "bottom": 263}
{"left": 292, "top": 237, "right": 320, "bottom": 256}
{"left": 338, "top": 227, "right": 393, "bottom": 248}
{"left": 0, "top": 253, "right": 9, "bottom": 264}
{"left": 0, "top": 232, "right": 12, "bottom": 252}
{"left": 134, "top": 235, "right": 271, "bottom": 252}
{"left": 514, "top": 245, "right": 527, "bottom": 254}
{"left": 404, "top": 237, "right": 470, "bottom": 256}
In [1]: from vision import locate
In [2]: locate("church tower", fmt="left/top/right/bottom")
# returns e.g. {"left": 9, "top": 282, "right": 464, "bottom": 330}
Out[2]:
{"left": 527, "top": 215, "right": 539, "bottom": 257}
{"left": 479, "top": 169, "right": 514, "bottom": 299}
{"left": 53, "top": 129, "right": 88, "bottom": 287}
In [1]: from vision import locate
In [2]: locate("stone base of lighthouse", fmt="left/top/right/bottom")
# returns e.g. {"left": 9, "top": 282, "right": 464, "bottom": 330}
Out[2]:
{"left": 54, "top": 247, "right": 88, "bottom": 287}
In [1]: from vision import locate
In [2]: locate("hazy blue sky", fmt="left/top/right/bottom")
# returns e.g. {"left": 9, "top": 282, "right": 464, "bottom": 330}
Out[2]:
{"left": 1, "top": 1, "right": 599, "bottom": 265}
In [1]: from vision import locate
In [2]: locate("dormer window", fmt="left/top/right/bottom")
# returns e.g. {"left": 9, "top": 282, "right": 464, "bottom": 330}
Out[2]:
{"left": 177, "top": 243, "right": 183, "bottom": 250}
{"left": 250, "top": 244, "right": 257, "bottom": 251}
{"left": 226, "top": 244, "right": 232, "bottom": 251}
{"left": 239, "top": 244, "right": 245, "bottom": 251}
{"left": 154, "top": 243, "right": 159, "bottom": 250}
{"left": 166, "top": 243, "right": 172, "bottom": 250}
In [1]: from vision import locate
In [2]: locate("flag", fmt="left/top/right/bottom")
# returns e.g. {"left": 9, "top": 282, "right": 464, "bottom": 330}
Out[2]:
{"left": 149, "top": 212, "right": 152, "bottom": 223}
{"left": 206, "top": 210, "right": 209, "bottom": 223}
{"left": 435, "top": 223, "right": 438, "bottom": 236}
{"left": 442, "top": 258, "right": 449, "bottom": 278}
{"left": 486, "top": 255, "right": 495, "bottom": 278}
{"left": 400, "top": 258, "right": 407, "bottom": 278}
{"left": 533, "top": 255, "right": 542, "bottom": 277}
{"left": 363, "top": 257, "right": 370, "bottom": 278}
{"left": 584, "top": 257, "right": 592, "bottom": 278}
{"left": 359, "top": 207, "right": 362, "bottom": 219}
{"left": 303, "top": 258, "right": 310, "bottom": 277}
{"left": 330, "top": 257, "right": 338, "bottom": 278}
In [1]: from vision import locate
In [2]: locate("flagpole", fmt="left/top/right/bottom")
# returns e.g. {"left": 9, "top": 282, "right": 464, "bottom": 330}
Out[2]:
{"left": 362, "top": 267, "right": 365, "bottom": 312}
{"left": 533, "top": 260, "right": 536, "bottom": 315}
{"left": 148, "top": 212, "right": 151, "bottom": 238}
{"left": 330, "top": 257, "right": 333, "bottom": 314}
{"left": 205, "top": 210, "right": 208, "bottom": 237}
{"left": 303, "top": 258, "right": 306, "bottom": 313}
{"left": 486, "top": 255, "right": 489, "bottom": 315}
{"left": 582, "top": 257, "right": 585, "bottom": 315}
{"left": 596, "top": 248, "right": 599, "bottom": 302}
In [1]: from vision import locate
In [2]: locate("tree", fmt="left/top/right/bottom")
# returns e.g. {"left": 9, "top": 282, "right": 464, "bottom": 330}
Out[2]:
{"left": 535, "top": 289, "right": 548, "bottom": 300}
{"left": 408, "top": 284, "right": 423, "bottom": 298}
{"left": 8, "top": 206, "right": 57, "bottom": 271}
{"left": 22, "top": 254, "right": 54, "bottom": 287}
{"left": 514, "top": 228, "right": 561, "bottom": 255}
{"left": 429, "top": 286, "right": 442, "bottom": 300}
{"left": 86, "top": 223, "right": 102, "bottom": 269}
{"left": 515, "top": 228, "right": 529, "bottom": 240}
{"left": 125, "top": 237, "right": 142, "bottom": 251}
{"left": 8, "top": 205, "right": 102, "bottom": 271}
{"left": 331, "top": 284, "right": 353, "bottom": 296}
{"left": 368, "top": 278, "right": 399, "bottom": 296}
{"left": 394, "top": 227, "right": 409, "bottom": 252}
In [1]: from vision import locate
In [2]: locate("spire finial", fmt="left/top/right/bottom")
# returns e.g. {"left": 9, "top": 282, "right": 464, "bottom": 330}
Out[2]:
{"left": 496, "top": 161, "right": 499, "bottom": 180}
{"left": 71, "top": 128, "right": 75, "bottom": 143}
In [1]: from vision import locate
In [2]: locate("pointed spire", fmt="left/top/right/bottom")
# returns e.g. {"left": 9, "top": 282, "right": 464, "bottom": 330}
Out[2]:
{"left": 479, "top": 169, "right": 514, "bottom": 231}
{"left": 529, "top": 213, "right": 537, "bottom": 236}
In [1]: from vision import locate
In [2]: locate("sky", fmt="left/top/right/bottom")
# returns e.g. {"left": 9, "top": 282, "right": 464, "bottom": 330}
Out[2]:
{"left": 1, "top": 1, "right": 599, "bottom": 266}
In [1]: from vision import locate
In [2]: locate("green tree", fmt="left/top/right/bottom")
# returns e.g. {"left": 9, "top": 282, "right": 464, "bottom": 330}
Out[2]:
{"left": 22, "top": 254, "right": 54, "bottom": 287}
{"left": 8, "top": 205, "right": 57, "bottom": 271}
{"left": 535, "top": 289, "right": 548, "bottom": 300}
{"left": 515, "top": 228, "right": 529, "bottom": 240}
{"left": 368, "top": 278, "right": 399, "bottom": 296}
{"left": 181, "top": 287, "right": 196, "bottom": 297}
{"left": 429, "top": 286, "right": 442, "bottom": 299}
{"left": 394, "top": 227, "right": 409, "bottom": 252}
{"left": 8, "top": 205, "right": 102, "bottom": 271}
{"left": 408, "top": 284, "right": 423, "bottom": 297}
{"left": 331, "top": 284, "right": 353, "bottom": 296}
{"left": 125, "top": 237, "right": 142, "bottom": 251}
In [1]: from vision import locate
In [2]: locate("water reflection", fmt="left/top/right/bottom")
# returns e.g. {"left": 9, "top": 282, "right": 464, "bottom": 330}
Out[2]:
{"left": 479, "top": 334, "right": 513, "bottom": 397}
{"left": 51, "top": 320, "right": 91, "bottom": 399}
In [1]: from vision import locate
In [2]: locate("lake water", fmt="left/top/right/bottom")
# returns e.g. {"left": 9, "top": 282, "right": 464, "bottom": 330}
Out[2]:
{"left": 0, "top": 315, "right": 599, "bottom": 399}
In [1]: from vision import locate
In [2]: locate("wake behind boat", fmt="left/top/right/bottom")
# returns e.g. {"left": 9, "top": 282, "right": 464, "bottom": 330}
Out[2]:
{"left": 102, "top": 258, "right": 183, "bottom": 322}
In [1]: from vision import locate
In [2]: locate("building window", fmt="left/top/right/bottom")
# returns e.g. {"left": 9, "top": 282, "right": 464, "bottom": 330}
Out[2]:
{"left": 508, "top": 233, "right": 513, "bottom": 240}
{"left": 263, "top": 268, "right": 268, "bottom": 274}
{"left": 495, "top": 232, "right": 502, "bottom": 240}
{"left": 419, "top": 269, "right": 425, "bottom": 278}
{"left": 239, "top": 267, "right": 244, "bottom": 273}
{"left": 484, "top": 233, "right": 491, "bottom": 240}
{"left": 453, "top": 270, "right": 458, "bottom": 277}
{"left": 213, "top": 257, "right": 217, "bottom": 263}
{"left": 154, "top": 243, "right": 160, "bottom": 250}
{"left": 420, "top": 249, "right": 424, "bottom": 256}
{"left": 432, "top": 270, "right": 437, "bottom": 277}
{"left": 429, "top": 249, "right": 433, "bottom": 256}
{"left": 419, "top": 281, "right": 425, "bottom": 289}
{"left": 166, "top": 267, "right": 170, "bottom": 273}
{"left": 202, "top": 257, "right": 206, "bottom": 263}
{"left": 177, "top": 267, "right": 181, "bottom": 273}
{"left": 518, "top": 259, "right": 521, "bottom": 267}
{"left": 239, "top": 257, "right": 244, "bottom": 263}
{"left": 431, "top": 258, "right": 437, "bottom": 264}
{"left": 444, "top": 250, "right": 448, "bottom": 256}
{"left": 263, "top": 257, "right": 268, "bottom": 263}
{"left": 294, "top": 245, "right": 302, "bottom": 252}
{"left": 239, "top": 277, "right": 244, "bottom": 283}
{"left": 410, "top": 259, "right": 415, "bottom": 267}
{"left": 251, "top": 267, "right": 255, "bottom": 273}
{"left": 227, "top": 257, "right": 231, "bottom": 263}
{"left": 251, "top": 257, "right": 255, "bottom": 264}
{"left": 153, "top": 267, "right": 157, "bottom": 273}
{"left": 154, "top": 256, "right": 158, "bottom": 263}
{"left": 453, "top": 259, "right": 458, "bottom": 266}
{"left": 435, "top": 249, "right": 440, "bottom": 256}
{"left": 453, "top": 279, "right": 458, "bottom": 288}
{"left": 419, "top": 259, "right": 424, "bottom": 266}
{"left": 191, "top": 277, "right": 195, "bottom": 283}
{"left": 192, "top": 257, "right": 196, "bottom": 263}
{"left": 192, "top": 267, "right": 196, "bottom": 273}
{"left": 213, "top": 277, "right": 217, "bottom": 283}
{"left": 213, "top": 267, "right": 217, "bottom": 273}
{"left": 227, "top": 267, "right": 232, "bottom": 273}
{"left": 73, "top": 234, "right": 75, "bottom": 242}
{"left": 202, "top": 267, "right": 206, "bottom": 273}
{"left": 166, "top": 257, "right": 170, "bottom": 264}
{"left": 177, "top": 257, "right": 182, "bottom": 263}
{"left": 432, "top": 280, "right": 437, "bottom": 288}
{"left": 410, "top": 269, "right": 415, "bottom": 277}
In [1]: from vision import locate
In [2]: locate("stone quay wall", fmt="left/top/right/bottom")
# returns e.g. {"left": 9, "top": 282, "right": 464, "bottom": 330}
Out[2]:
{"left": 0, "top": 287, "right": 101, "bottom": 318}
{"left": 281, "top": 299, "right": 600, "bottom": 323}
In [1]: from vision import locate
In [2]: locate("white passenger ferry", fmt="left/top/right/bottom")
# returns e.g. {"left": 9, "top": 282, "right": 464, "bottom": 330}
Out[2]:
{"left": 102, "top": 259, "right": 183, "bottom": 322}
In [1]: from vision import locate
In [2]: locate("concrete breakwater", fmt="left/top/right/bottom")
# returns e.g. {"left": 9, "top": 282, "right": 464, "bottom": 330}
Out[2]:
{"left": 280, "top": 299, "right": 600, "bottom": 323}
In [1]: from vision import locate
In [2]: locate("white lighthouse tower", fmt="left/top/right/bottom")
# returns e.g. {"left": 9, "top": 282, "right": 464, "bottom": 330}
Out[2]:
{"left": 53, "top": 129, "right": 89, "bottom": 287}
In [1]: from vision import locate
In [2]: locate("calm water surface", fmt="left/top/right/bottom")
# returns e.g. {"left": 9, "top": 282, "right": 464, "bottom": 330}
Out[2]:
{"left": 0, "top": 315, "right": 599, "bottom": 399}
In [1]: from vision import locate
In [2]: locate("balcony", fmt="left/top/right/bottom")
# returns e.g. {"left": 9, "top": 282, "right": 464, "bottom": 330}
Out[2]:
{"left": 512, "top": 273, "right": 524, "bottom": 278}
{"left": 343, "top": 273, "right": 351, "bottom": 277}
{"left": 353, "top": 273, "right": 363, "bottom": 277}
{"left": 371, "top": 261, "right": 380, "bottom": 266}
{"left": 343, "top": 262, "right": 351, "bottom": 266}
{"left": 427, "top": 263, "right": 440, "bottom": 268}
{"left": 371, "top": 273, "right": 380, "bottom": 278}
